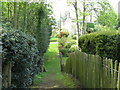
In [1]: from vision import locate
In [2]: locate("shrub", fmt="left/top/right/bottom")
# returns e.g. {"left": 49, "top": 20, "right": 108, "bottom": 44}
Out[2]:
{"left": 69, "top": 45, "right": 77, "bottom": 53}
{"left": 35, "top": 4, "right": 53, "bottom": 56}
{"left": 58, "top": 37, "right": 76, "bottom": 57}
{"left": 64, "top": 41, "right": 76, "bottom": 49}
{"left": 71, "top": 35, "right": 76, "bottom": 40}
{"left": 2, "top": 29, "right": 41, "bottom": 87}
{"left": 94, "top": 24, "right": 116, "bottom": 32}
{"left": 59, "top": 48, "right": 68, "bottom": 57}
{"left": 79, "top": 30, "right": 120, "bottom": 61}
{"left": 58, "top": 37, "right": 67, "bottom": 47}
{"left": 57, "top": 31, "right": 69, "bottom": 38}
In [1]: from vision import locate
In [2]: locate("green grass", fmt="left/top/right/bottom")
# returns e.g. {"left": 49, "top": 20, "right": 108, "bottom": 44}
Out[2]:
{"left": 33, "top": 72, "right": 48, "bottom": 84}
{"left": 32, "top": 41, "right": 79, "bottom": 88}
{"left": 50, "top": 37, "right": 58, "bottom": 42}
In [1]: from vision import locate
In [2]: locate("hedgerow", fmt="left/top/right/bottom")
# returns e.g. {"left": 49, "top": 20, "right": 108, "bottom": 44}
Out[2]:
{"left": 2, "top": 29, "right": 41, "bottom": 87}
{"left": 79, "top": 30, "right": 120, "bottom": 61}
{"left": 2, "top": 2, "right": 54, "bottom": 88}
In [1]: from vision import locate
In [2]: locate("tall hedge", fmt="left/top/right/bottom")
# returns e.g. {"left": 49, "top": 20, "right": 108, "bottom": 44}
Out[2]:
{"left": 35, "top": 3, "right": 53, "bottom": 56}
{"left": 79, "top": 31, "right": 120, "bottom": 62}
{"left": 2, "top": 29, "right": 41, "bottom": 87}
{"left": 2, "top": 2, "right": 54, "bottom": 88}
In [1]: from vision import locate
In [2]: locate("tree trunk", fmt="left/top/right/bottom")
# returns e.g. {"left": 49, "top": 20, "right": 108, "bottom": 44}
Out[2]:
{"left": 59, "top": 52, "right": 63, "bottom": 72}
{"left": 23, "top": 2, "right": 27, "bottom": 32}
{"left": 74, "top": 0, "right": 80, "bottom": 48}
{"left": 0, "top": 41, "right": 2, "bottom": 90}
{"left": 59, "top": 12, "right": 62, "bottom": 33}
{"left": 82, "top": 0, "right": 86, "bottom": 34}
{"left": 9, "top": 3, "right": 13, "bottom": 22}
{"left": 17, "top": 3, "right": 20, "bottom": 29}
{"left": 2, "top": 62, "right": 12, "bottom": 88}
{"left": 7, "top": 3, "right": 10, "bottom": 21}
{"left": 14, "top": 1, "right": 17, "bottom": 30}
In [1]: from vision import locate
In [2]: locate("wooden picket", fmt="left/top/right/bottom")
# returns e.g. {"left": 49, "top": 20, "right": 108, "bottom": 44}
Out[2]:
{"left": 63, "top": 50, "right": 120, "bottom": 89}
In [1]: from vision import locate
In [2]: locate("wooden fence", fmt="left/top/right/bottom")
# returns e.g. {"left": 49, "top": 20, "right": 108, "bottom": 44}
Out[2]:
{"left": 63, "top": 50, "right": 120, "bottom": 88}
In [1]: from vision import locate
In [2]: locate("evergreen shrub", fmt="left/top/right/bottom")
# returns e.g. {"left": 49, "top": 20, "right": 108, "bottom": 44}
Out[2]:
{"left": 2, "top": 29, "right": 41, "bottom": 87}
{"left": 79, "top": 30, "right": 120, "bottom": 61}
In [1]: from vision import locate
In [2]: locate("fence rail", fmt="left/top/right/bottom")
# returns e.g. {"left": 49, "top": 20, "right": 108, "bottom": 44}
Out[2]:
{"left": 63, "top": 50, "right": 120, "bottom": 88}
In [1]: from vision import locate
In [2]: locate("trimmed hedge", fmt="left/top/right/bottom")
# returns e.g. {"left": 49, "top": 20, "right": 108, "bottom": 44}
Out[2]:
{"left": 2, "top": 29, "right": 41, "bottom": 87}
{"left": 79, "top": 31, "right": 120, "bottom": 62}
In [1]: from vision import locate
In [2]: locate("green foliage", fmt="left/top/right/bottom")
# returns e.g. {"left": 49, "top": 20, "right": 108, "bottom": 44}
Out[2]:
{"left": 2, "top": 2, "right": 54, "bottom": 56}
{"left": 58, "top": 37, "right": 76, "bottom": 57}
{"left": 35, "top": 3, "right": 53, "bottom": 56}
{"left": 57, "top": 31, "right": 69, "bottom": 38}
{"left": 32, "top": 42, "right": 78, "bottom": 88}
{"left": 2, "top": 2, "right": 54, "bottom": 87}
{"left": 96, "top": 1, "right": 117, "bottom": 28}
{"left": 64, "top": 41, "right": 76, "bottom": 49}
{"left": 87, "top": 23, "right": 94, "bottom": 28}
{"left": 94, "top": 24, "right": 116, "bottom": 32}
{"left": 71, "top": 35, "right": 76, "bottom": 40}
{"left": 69, "top": 45, "right": 77, "bottom": 53}
{"left": 86, "top": 23, "right": 95, "bottom": 33}
{"left": 118, "top": 17, "right": 120, "bottom": 28}
{"left": 79, "top": 30, "right": 120, "bottom": 61}
{"left": 59, "top": 48, "right": 68, "bottom": 57}
{"left": 58, "top": 37, "right": 68, "bottom": 47}
{"left": 2, "top": 29, "right": 41, "bottom": 87}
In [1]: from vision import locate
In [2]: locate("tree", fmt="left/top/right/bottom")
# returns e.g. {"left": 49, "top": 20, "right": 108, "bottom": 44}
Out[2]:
{"left": 82, "top": 0, "right": 86, "bottom": 34}
{"left": 95, "top": 0, "right": 117, "bottom": 28}
{"left": 67, "top": 0, "right": 80, "bottom": 48}
{"left": 23, "top": 2, "right": 27, "bottom": 32}
{"left": 2, "top": 1, "right": 54, "bottom": 87}
{"left": 13, "top": 1, "right": 17, "bottom": 29}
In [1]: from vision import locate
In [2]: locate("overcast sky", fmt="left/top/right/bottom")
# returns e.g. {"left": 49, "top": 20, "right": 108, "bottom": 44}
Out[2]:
{"left": 108, "top": 0, "right": 119, "bottom": 14}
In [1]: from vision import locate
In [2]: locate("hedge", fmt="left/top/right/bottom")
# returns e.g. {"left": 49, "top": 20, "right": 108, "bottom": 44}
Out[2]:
{"left": 2, "top": 29, "right": 41, "bottom": 87}
{"left": 78, "top": 30, "right": 120, "bottom": 62}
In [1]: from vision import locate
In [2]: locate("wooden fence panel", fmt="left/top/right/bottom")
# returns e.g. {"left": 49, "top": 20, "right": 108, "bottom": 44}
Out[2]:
{"left": 63, "top": 51, "right": 119, "bottom": 88}
{"left": 114, "top": 60, "right": 118, "bottom": 88}
{"left": 117, "top": 63, "right": 120, "bottom": 89}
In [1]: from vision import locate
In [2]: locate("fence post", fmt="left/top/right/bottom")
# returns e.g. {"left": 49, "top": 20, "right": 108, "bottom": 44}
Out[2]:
{"left": 114, "top": 60, "right": 118, "bottom": 88}
{"left": 59, "top": 52, "right": 63, "bottom": 72}
{"left": 63, "top": 51, "right": 119, "bottom": 89}
{"left": 117, "top": 63, "right": 120, "bottom": 89}
{"left": 110, "top": 59, "right": 114, "bottom": 88}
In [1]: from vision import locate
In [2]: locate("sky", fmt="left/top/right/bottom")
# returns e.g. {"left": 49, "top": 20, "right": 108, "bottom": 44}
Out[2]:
{"left": 108, "top": 0, "right": 119, "bottom": 14}
{"left": 47, "top": 0, "right": 120, "bottom": 20}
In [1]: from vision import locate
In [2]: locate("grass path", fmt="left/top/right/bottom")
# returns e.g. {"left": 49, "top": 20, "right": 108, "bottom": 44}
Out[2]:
{"left": 32, "top": 41, "right": 81, "bottom": 89}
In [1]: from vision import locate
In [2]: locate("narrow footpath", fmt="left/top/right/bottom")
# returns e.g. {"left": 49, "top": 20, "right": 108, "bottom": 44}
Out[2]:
{"left": 31, "top": 40, "right": 80, "bottom": 89}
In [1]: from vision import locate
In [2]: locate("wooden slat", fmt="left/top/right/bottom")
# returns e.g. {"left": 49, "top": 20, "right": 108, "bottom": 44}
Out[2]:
{"left": 63, "top": 50, "right": 119, "bottom": 88}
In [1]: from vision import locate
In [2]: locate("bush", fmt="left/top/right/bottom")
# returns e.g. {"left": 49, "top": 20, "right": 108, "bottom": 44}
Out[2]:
{"left": 57, "top": 31, "right": 69, "bottom": 38}
{"left": 59, "top": 48, "right": 68, "bottom": 57}
{"left": 64, "top": 41, "right": 76, "bottom": 49}
{"left": 58, "top": 37, "right": 68, "bottom": 47}
{"left": 2, "top": 29, "right": 41, "bottom": 87}
{"left": 94, "top": 24, "right": 116, "bottom": 32}
{"left": 58, "top": 37, "right": 76, "bottom": 57}
{"left": 69, "top": 45, "right": 77, "bottom": 53}
{"left": 71, "top": 35, "right": 76, "bottom": 40}
{"left": 79, "top": 30, "right": 120, "bottom": 62}
{"left": 35, "top": 4, "right": 53, "bottom": 56}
